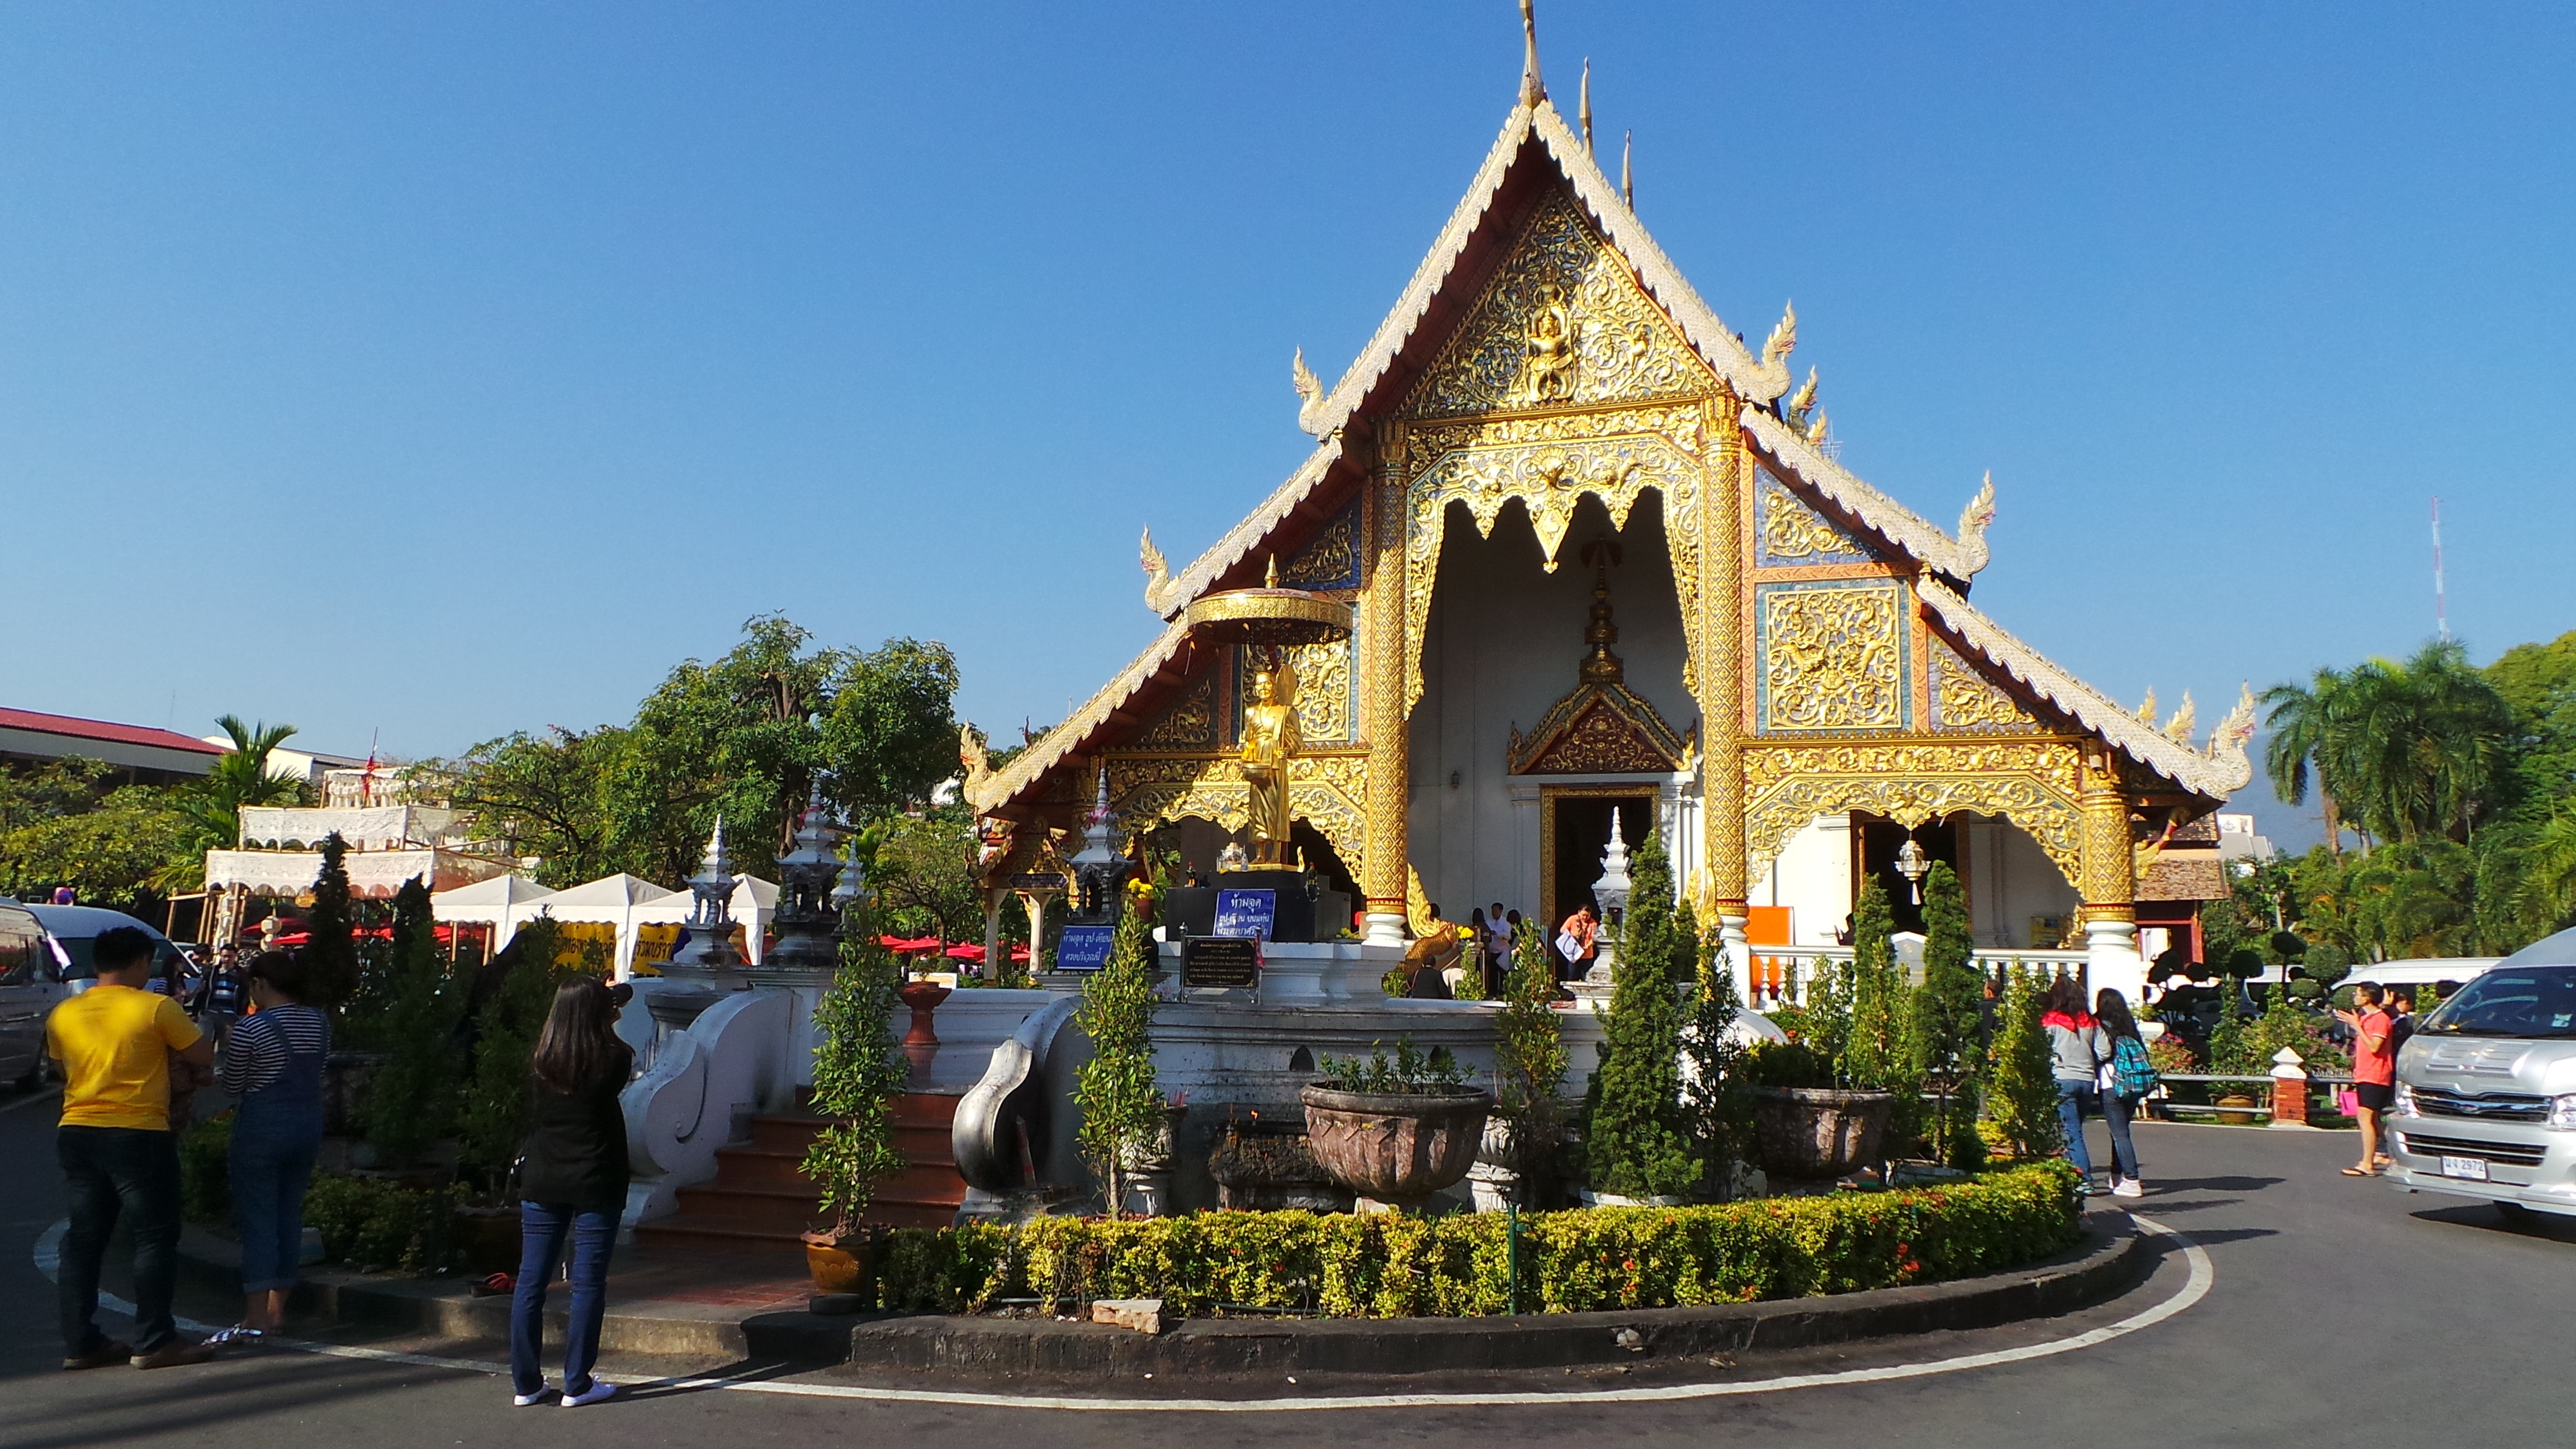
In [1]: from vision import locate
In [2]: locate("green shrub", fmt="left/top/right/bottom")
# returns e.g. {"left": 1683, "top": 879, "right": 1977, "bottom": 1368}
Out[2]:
{"left": 303, "top": 834, "right": 361, "bottom": 1008}
{"left": 180, "top": 1111, "right": 234, "bottom": 1225}
{"left": 1914, "top": 863, "right": 1985, "bottom": 1169}
{"left": 1315, "top": 1038, "right": 1470, "bottom": 1093}
{"left": 1986, "top": 970, "right": 2062, "bottom": 1160}
{"left": 302, "top": 1174, "right": 457, "bottom": 1272}
{"left": 1745, "top": 1039, "right": 1832, "bottom": 1088}
{"left": 1585, "top": 827, "right": 1697, "bottom": 1200}
{"left": 456, "top": 917, "right": 571, "bottom": 1189}
{"left": 870, "top": 1162, "right": 2081, "bottom": 1318}
{"left": 1073, "top": 884, "right": 1162, "bottom": 1215}
{"left": 804, "top": 902, "right": 910, "bottom": 1237}
{"left": 1492, "top": 918, "right": 1570, "bottom": 1194}
{"left": 356, "top": 878, "right": 466, "bottom": 1165}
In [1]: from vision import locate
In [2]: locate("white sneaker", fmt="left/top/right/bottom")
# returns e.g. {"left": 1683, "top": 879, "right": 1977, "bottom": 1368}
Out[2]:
{"left": 512, "top": 1388, "right": 553, "bottom": 1407}
{"left": 561, "top": 1382, "right": 617, "bottom": 1408}
{"left": 2111, "top": 1176, "right": 2144, "bottom": 1199}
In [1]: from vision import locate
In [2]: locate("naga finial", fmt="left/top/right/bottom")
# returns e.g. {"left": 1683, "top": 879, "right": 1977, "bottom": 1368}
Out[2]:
{"left": 1140, "top": 526, "right": 1172, "bottom": 612}
{"left": 1579, "top": 58, "right": 1593, "bottom": 151}
{"left": 1621, "top": 130, "right": 1633, "bottom": 207}
{"left": 1953, "top": 471, "right": 1997, "bottom": 577}
{"left": 2163, "top": 692, "right": 2198, "bottom": 746}
{"left": 2134, "top": 688, "right": 2159, "bottom": 728}
{"left": 1291, "top": 347, "right": 1330, "bottom": 437}
{"left": 1518, "top": 0, "right": 1544, "bottom": 106}
{"left": 1761, "top": 300, "right": 1798, "bottom": 371}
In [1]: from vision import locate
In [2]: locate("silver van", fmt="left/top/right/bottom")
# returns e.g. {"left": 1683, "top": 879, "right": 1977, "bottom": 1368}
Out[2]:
{"left": 0, "top": 899, "right": 57, "bottom": 1089}
{"left": 2388, "top": 925, "right": 2576, "bottom": 1219}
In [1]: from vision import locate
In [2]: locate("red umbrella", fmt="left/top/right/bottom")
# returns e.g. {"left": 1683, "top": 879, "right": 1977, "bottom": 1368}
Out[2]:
{"left": 943, "top": 943, "right": 986, "bottom": 963}
{"left": 1011, "top": 944, "right": 1031, "bottom": 963}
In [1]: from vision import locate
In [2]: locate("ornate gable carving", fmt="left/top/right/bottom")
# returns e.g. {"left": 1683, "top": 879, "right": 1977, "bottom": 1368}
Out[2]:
{"left": 1130, "top": 669, "right": 1219, "bottom": 750}
{"left": 1404, "top": 189, "right": 1714, "bottom": 419}
{"left": 1278, "top": 498, "right": 1361, "bottom": 590}
{"left": 1512, "top": 694, "right": 1689, "bottom": 775}
{"left": 1929, "top": 646, "right": 2045, "bottom": 735}
{"left": 1755, "top": 467, "right": 1877, "bottom": 567}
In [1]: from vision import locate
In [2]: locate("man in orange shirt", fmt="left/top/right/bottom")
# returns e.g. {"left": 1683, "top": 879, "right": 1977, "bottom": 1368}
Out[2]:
{"left": 46, "top": 925, "right": 219, "bottom": 1370}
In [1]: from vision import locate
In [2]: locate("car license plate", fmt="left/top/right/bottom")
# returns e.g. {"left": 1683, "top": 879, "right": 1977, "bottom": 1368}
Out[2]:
{"left": 2441, "top": 1156, "right": 2491, "bottom": 1181}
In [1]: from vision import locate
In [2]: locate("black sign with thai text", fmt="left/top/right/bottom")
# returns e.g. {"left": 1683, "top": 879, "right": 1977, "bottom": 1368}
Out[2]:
{"left": 1182, "top": 935, "right": 1261, "bottom": 989}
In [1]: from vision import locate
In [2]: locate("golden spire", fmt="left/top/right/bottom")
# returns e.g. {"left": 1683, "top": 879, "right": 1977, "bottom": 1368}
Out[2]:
{"left": 1265, "top": 552, "right": 1279, "bottom": 588}
{"left": 1579, "top": 58, "right": 1593, "bottom": 151}
{"left": 1518, "top": 0, "right": 1544, "bottom": 106}
{"left": 1621, "top": 130, "right": 1633, "bottom": 206}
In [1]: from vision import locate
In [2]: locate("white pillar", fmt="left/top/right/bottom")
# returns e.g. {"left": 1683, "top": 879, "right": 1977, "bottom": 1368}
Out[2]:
{"left": 2085, "top": 916, "right": 2146, "bottom": 1007}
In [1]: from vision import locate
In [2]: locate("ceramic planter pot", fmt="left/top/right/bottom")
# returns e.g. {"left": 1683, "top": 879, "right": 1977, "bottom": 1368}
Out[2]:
{"left": 1750, "top": 1087, "right": 1897, "bottom": 1180}
{"left": 801, "top": 1228, "right": 883, "bottom": 1295}
{"left": 1299, "top": 1085, "right": 1493, "bottom": 1211}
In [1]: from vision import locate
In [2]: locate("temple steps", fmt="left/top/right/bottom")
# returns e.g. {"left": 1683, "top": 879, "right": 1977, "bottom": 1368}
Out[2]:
{"left": 632, "top": 1092, "right": 969, "bottom": 1249}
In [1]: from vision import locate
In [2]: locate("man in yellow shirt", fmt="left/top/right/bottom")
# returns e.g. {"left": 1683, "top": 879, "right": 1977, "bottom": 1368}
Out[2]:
{"left": 46, "top": 925, "right": 218, "bottom": 1371}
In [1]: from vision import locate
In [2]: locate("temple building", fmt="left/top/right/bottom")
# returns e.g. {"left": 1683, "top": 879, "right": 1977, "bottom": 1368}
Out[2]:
{"left": 963, "top": 25, "right": 2252, "bottom": 1006}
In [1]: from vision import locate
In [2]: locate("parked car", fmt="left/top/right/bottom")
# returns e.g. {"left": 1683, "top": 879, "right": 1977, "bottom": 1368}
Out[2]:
{"left": 0, "top": 898, "right": 59, "bottom": 1088}
{"left": 23, "top": 904, "right": 190, "bottom": 996}
{"left": 2387, "top": 927, "right": 2576, "bottom": 1220}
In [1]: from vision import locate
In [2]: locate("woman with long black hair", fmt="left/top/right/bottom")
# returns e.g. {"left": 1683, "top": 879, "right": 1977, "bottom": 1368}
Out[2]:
{"left": 2093, "top": 987, "right": 2153, "bottom": 1199}
{"left": 509, "top": 979, "right": 632, "bottom": 1408}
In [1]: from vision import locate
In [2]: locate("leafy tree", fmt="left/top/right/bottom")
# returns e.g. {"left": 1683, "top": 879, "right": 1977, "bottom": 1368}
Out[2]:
{"left": 0, "top": 776, "right": 191, "bottom": 910}
{"left": 1840, "top": 879, "right": 1910, "bottom": 1092}
{"left": 1493, "top": 918, "right": 1570, "bottom": 1196}
{"left": 2264, "top": 643, "right": 2517, "bottom": 849}
{"left": 355, "top": 878, "right": 466, "bottom": 1164}
{"left": 1913, "top": 862, "right": 1985, "bottom": 1169}
{"left": 866, "top": 809, "right": 983, "bottom": 944}
{"left": 2206, "top": 971, "right": 2253, "bottom": 1074}
{"left": 1985, "top": 970, "right": 2062, "bottom": 1161}
{"left": 428, "top": 726, "right": 627, "bottom": 887}
{"left": 803, "top": 897, "right": 910, "bottom": 1238}
{"left": 302, "top": 834, "right": 360, "bottom": 1008}
{"left": 1073, "top": 883, "right": 1162, "bottom": 1216}
{"left": 1678, "top": 909, "right": 1755, "bottom": 1193}
{"left": 1584, "top": 828, "right": 1697, "bottom": 1200}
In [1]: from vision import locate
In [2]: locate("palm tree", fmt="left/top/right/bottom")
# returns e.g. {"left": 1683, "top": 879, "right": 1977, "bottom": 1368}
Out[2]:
{"left": 2264, "top": 644, "right": 2516, "bottom": 851}
{"left": 156, "top": 716, "right": 304, "bottom": 889}
{"left": 2262, "top": 666, "right": 2358, "bottom": 854}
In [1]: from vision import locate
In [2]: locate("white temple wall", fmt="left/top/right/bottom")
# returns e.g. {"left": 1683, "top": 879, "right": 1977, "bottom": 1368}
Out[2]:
{"left": 1751, "top": 814, "right": 1854, "bottom": 946}
{"left": 1408, "top": 494, "right": 1694, "bottom": 925}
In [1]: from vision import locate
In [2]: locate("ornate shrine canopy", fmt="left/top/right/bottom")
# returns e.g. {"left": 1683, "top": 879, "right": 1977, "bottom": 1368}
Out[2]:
{"left": 966, "top": 25, "right": 2253, "bottom": 926}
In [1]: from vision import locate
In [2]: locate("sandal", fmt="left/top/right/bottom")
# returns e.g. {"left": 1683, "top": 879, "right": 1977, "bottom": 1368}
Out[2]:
{"left": 2341, "top": 1166, "right": 2377, "bottom": 1177}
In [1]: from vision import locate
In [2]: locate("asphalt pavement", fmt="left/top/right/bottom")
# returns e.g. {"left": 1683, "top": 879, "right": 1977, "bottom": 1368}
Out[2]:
{"left": 6, "top": 1085, "right": 2572, "bottom": 1449}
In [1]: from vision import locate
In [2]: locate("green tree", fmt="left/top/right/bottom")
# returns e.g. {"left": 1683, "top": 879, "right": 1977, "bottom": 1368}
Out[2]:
{"left": 1986, "top": 970, "right": 2062, "bottom": 1161}
{"left": 1073, "top": 887, "right": 1162, "bottom": 1217}
{"left": 302, "top": 834, "right": 360, "bottom": 1008}
{"left": 457, "top": 918, "right": 571, "bottom": 1187}
{"left": 0, "top": 779, "right": 191, "bottom": 910}
{"left": 1493, "top": 918, "right": 1571, "bottom": 1197}
{"left": 803, "top": 897, "right": 910, "bottom": 1237}
{"left": 2264, "top": 643, "right": 2518, "bottom": 850}
{"left": 162, "top": 716, "right": 307, "bottom": 888}
{"left": 1914, "top": 862, "right": 1985, "bottom": 1169}
{"left": 428, "top": 726, "right": 626, "bottom": 887}
{"left": 866, "top": 809, "right": 983, "bottom": 944}
{"left": 1841, "top": 879, "right": 1909, "bottom": 1091}
{"left": 1678, "top": 911, "right": 1755, "bottom": 1193}
{"left": 1584, "top": 828, "right": 1697, "bottom": 1200}
{"left": 355, "top": 878, "right": 465, "bottom": 1164}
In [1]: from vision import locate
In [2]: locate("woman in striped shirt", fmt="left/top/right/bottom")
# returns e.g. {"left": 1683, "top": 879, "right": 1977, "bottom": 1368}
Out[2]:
{"left": 219, "top": 951, "right": 330, "bottom": 1334}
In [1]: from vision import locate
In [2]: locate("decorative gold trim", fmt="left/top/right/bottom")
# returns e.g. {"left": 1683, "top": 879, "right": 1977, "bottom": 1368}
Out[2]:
{"left": 1741, "top": 737, "right": 2087, "bottom": 889}
{"left": 1181, "top": 588, "right": 1354, "bottom": 646}
{"left": 1538, "top": 784, "right": 1662, "bottom": 940}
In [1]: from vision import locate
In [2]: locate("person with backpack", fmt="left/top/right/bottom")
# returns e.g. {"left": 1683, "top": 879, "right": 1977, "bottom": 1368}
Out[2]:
{"left": 2094, "top": 988, "right": 2158, "bottom": 1199}
{"left": 2040, "top": 974, "right": 2108, "bottom": 1192}
{"left": 510, "top": 978, "right": 634, "bottom": 1409}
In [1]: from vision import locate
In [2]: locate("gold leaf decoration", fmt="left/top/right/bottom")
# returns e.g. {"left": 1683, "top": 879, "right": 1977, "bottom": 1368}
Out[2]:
{"left": 1759, "top": 582, "right": 1905, "bottom": 731}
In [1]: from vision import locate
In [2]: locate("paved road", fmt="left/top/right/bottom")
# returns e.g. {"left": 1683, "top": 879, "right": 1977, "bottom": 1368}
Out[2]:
{"left": 6, "top": 1086, "right": 2572, "bottom": 1448}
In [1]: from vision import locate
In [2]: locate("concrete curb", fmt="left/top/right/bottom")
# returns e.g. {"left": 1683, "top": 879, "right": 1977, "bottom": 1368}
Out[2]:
{"left": 828, "top": 1208, "right": 2152, "bottom": 1377}
{"left": 175, "top": 1208, "right": 2151, "bottom": 1378}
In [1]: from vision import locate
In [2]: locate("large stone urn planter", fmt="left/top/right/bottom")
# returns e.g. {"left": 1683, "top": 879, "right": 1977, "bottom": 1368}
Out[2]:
{"left": 1299, "top": 1085, "right": 1493, "bottom": 1212}
{"left": 1751, "top": 1087, "right": 1896, "bottom": 1180}
{"left": 1210, "top": 1119, "right": 1352, "bottom": 1213}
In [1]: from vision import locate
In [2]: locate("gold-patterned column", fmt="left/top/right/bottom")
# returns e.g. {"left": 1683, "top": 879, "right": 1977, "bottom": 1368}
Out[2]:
{"left": 1699, "top": 394, "right": 1750, "bottom": 976}
{"left": 2078, "top": 746, "right": 2143, "bottom": 994}
{"left": 1358, "top": 422, "right": 1412, "bottom": 945}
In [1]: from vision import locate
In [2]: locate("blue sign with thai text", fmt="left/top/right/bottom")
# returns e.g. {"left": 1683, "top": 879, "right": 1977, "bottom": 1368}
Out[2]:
{"left": 1212, "top": 888, "right": 1277, "bottom": 941}
{"left": 1054, "top": 924, "right": 1115, "bottom": 972}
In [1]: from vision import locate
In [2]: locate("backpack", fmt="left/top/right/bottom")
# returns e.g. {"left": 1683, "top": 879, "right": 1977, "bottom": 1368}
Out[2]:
{"left": 2109, "top": 1034, "right": 2160, "bottom": 1098}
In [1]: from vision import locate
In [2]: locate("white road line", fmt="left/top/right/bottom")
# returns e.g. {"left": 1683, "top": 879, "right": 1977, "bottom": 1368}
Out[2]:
{"left": 34, "top": 1215, "right": 2214, "bottom": 1413}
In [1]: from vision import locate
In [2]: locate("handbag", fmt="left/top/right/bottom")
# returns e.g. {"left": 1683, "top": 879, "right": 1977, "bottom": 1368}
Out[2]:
{"left": 2336, "top": 1087, "right": 2361, "bottom": 1117}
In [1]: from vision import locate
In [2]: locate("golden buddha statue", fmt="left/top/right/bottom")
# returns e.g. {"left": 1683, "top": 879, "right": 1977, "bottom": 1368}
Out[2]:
{"left": 1238, "top": 660, "right": 1301, "bottom": 868}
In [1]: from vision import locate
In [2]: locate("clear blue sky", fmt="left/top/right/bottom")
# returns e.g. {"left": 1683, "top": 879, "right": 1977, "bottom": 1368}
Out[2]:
{"left": 7, "top": 3, "right": 2571, "bottom": 845}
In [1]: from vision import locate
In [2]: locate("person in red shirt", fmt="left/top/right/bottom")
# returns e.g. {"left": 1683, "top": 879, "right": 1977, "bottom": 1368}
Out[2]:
{"left": 2334, "top": 982, "right": 2397, "bottom": 1177}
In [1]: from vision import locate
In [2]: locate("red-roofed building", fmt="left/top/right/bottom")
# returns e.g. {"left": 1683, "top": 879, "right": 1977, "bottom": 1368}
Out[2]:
{"left": 0, "top": 707, "right": 227, "bottom": 787}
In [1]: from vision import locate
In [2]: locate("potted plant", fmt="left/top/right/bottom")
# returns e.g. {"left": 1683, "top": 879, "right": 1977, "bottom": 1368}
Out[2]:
{"left": 1300, "top": 1039, "right": 1493, "bottom": 1212}
{"left": 800, "top": 918, "right": 909, "bottom": 1292}
{"left": 1742, "top": 1040, "right": 1897, "bottom": 1180}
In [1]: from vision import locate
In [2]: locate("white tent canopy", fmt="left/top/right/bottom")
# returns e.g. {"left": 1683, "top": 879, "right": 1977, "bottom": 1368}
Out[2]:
{"left": 429, "top": 874, "right": 558, "bottom": 949}
{"left": 534, "top": 874, "right": 680, "bottom": 977}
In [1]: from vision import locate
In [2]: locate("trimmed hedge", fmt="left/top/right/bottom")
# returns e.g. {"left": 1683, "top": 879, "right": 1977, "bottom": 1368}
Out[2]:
{"left": 302, "top": 1174, "right": 458, "bottom": 1272}
{"left": 878, "top": 1161, "right": 2082, "bottom": 1318}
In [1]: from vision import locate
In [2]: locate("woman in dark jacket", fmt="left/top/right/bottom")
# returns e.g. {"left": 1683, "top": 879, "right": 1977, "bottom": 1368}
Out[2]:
{"left": 509, "top": 979, "right": 633, "bottom": 1408}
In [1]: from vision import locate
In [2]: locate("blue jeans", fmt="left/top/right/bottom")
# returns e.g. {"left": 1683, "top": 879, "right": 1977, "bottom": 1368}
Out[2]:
{"left": 512, "top": 1202, "right": 617, "bottom": 1397}
{"left": 2102, "top": 1090, "right": 2142, "bottom": 1180}
{"left": 57, "top": 1126, "right": 183, "bottom": 1355}
{"left": 230, "top": 1103, "right": 323, "bottom": 1294}
{"left": 2056, "top": 1081, "right": 2096, "bottom": 1178}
